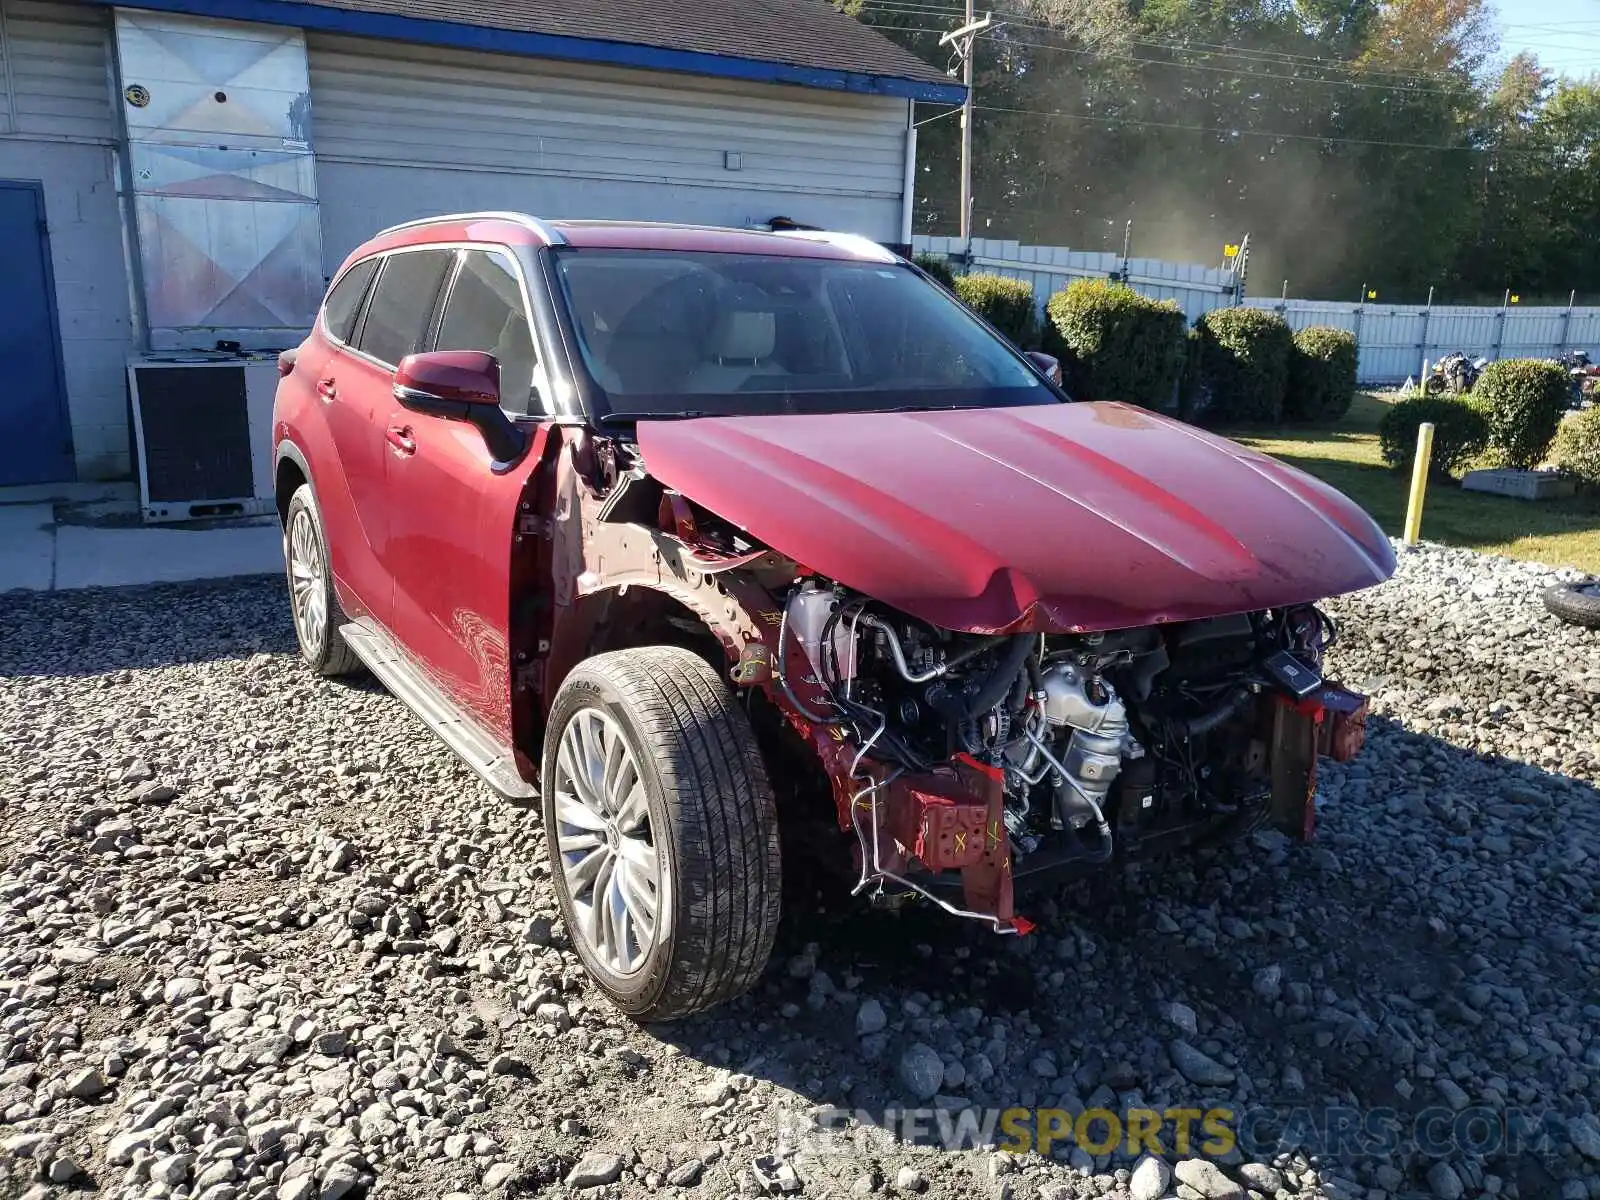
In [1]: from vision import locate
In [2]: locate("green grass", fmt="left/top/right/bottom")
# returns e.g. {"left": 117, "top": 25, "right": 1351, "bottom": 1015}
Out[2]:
{"left": 1223, "top": 392, "right": 1600, "bottom": 573}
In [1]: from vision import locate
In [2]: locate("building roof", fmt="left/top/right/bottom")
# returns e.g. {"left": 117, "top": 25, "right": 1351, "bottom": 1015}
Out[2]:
{"left": 96, "top": 0, "right": 967, "bottom": 104}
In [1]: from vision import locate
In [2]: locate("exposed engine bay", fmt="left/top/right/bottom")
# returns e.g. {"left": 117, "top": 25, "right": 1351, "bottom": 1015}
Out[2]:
{"left": 773, "top": 582, "right": 1359, "bottom": 928}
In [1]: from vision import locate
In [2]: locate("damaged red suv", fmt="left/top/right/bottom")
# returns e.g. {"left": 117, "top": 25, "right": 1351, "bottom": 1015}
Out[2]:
{"left": 274, "top": 213, "right": 1394, "bottom": 1020}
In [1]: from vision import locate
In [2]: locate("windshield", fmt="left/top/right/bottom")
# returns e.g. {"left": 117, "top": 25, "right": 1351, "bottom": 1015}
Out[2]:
{"left": 551, "top": 248, "right": 1052, "bottom": 419}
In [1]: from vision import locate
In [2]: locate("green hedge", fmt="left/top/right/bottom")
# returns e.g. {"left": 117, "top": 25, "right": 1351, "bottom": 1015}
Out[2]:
{"left": 1472, "top": 359, "right": 1571, "bottom": 470}
{"left": 1195, "top": 307, "right": 1294, "bottom": 423}
{"left": 953, "top": 273, "right": 1038, "bottom": 349}
{"left": 1287, "top": 326, "right": 1359, "bottom": 422}
{"left": 1378, "top": 395, "right": 1490, "bottom": 476}
{"left": 1044, "top": 279, "right": 1185, "bottom": 409}
{"left": 1555, "top": 407, "right": 1600, "bottom": 490}
{"left": 913, "top": 252, "right": 957, "bottom": 290}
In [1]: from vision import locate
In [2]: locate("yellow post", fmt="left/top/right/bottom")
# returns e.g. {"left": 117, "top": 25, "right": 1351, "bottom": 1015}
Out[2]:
{"left": 1403, "top": 422, "right": 1435, "bottom": 546}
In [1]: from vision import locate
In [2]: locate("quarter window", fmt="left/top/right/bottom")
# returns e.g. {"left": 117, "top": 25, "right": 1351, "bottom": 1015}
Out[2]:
{"left": 321, "top": 257, "right": 378, "bottom": 344}
{"left": 436, "top": 249, "right": 538, "bottom": 412}
{"left": 355, "top": 249, "right": 454, "bottom": 367}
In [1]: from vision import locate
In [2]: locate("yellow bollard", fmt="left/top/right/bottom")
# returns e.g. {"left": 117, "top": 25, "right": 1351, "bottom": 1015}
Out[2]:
{"left": 1403, "top": 421, "right": 1435, "bottom": 546}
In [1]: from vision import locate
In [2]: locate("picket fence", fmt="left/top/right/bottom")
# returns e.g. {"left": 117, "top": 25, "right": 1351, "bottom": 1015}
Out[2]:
{"left": 913, "top": 236, "right": 1600, "bottom": 386}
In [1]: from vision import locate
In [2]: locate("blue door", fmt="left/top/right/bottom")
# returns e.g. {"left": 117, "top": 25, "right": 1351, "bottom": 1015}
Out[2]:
{"left": 0, "top": 181, "right": 74, "bottom": 485}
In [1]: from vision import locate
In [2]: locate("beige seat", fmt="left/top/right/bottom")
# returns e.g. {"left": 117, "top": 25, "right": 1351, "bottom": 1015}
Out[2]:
{"left": 684, "top": 309, "right": 786, "bottom": 393}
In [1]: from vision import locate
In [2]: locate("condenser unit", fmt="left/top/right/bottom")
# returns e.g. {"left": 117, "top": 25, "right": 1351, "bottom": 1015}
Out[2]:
{"left": 127, "top": 354, "right": 279, "bottom": 523}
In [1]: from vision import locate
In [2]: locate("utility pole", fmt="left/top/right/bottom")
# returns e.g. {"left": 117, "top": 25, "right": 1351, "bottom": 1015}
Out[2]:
{"left": 941, "top": 7, "right": 990, "bottom": 261}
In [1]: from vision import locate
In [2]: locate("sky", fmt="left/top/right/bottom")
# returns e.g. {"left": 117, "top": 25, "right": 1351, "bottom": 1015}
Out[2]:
{"left": 1496, "top": 0, "right": 1600, "bottom": 77}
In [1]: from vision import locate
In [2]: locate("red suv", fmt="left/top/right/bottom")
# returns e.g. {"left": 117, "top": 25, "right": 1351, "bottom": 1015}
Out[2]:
{"left": 274, "top": 213, "right": 1393, "bottom": 1021}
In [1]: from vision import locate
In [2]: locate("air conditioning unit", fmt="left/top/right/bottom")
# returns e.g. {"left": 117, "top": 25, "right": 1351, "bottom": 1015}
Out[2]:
{"left": 127, "top": 354, "right": 280, "bottom": 523}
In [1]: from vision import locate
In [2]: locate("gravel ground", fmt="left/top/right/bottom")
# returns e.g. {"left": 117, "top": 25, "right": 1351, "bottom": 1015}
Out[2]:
{"left": 2, "top": 542, "right": 1599, "bottom": 1200}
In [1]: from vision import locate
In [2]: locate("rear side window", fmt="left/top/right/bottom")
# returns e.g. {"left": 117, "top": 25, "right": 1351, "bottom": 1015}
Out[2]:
{"left": 356, "top": 249, "right": 454, "bottom": 367}
{"left": 435, "top": 249, "right": 538, "bottom": 411}
{"left": 321, "top": 257, "right": 378, "bottom": 344}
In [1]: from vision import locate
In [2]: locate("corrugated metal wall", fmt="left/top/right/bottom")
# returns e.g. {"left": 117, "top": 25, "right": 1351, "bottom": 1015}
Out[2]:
{"left": 1246, "top": 300, "right": 1600, "bottom": 385}
{"left": 913, "top": 235, "right": 1241, "bottom": 325}
{"left": 0, "top": 0, "right": 134, "bottom": 480}
{"left": 307, "top": 32, "right": 911, "bottom": 270}
{"left": 1, "top": 0, "right": 115, "bottom": 140}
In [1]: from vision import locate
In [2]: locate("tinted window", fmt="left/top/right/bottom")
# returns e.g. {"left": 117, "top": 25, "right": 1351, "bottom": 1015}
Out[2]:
{"left": 322, "top": 257, "right": 378, "bottom": 344}
{"left": 553, "top": 250, "right": 1047, "bottom": 419}
{"left": 356, "top": 249, "right": 453, "bottom": 366}
{"left": 436, "top": 250, "right": 538, "bottom": 411}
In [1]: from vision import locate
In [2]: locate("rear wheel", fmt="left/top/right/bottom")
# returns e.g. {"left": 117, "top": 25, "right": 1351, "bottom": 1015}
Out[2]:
{"left": 1543, "top": 580, "right": 1600, "bottom": 629}
{"left": 284, "top": 484, "right": 361, "bottom": 677}
{"left": 542, "top": 646, "right": 781, "bottom": 1020}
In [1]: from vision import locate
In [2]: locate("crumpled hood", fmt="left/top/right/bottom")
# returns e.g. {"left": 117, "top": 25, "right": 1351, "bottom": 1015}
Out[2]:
{"left": 635, "top": 402, "right": 1395, "bottom": 633}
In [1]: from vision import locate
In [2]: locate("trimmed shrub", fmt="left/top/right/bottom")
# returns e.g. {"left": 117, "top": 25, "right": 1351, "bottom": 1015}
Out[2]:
{"left": 1195, "top": 306, "right": 1294, "bottom": 424}
{"left": 1287, "top": 326, "right": 1359, "bottom": 422}
{"left": 1472, "top": 359, "right": 1571, "bottom": 469}
{"left": 1044, "top": 278, "right": 1185, "bottom": 409}
{"left": 1378, "top": 395, "right": 1490, "bottom": 476}
{"left": 953, "top": 273, "right": 1038, "bottom": 349}
{"left": 1555, "top": 407, "right": 1600, "bottom": 490}
{"left": 913, "top": 252, "right": 957, "bottom": 290}
{"left": 1177, "top": 327, "right": 1204, "bottom": 422}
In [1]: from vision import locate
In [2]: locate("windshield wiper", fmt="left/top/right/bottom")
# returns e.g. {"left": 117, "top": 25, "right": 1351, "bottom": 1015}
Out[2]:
{"left": 599, "top": 410, "right": 717, "bottom": 424}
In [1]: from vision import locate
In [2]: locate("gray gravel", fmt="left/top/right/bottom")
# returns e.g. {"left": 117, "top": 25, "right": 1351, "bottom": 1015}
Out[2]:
{"left": 2, "top": 543, "right": 1598, "bottom": 1200}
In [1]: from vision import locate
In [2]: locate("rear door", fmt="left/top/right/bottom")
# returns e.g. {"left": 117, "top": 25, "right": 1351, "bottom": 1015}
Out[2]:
{"left": 331, "top": 247, "right": 454, "bottom": 624}
{"left": 296, "top": 255, "right": 378, "bottom": 616}
{"left": 383, "top": 246, "right": 551, "bottom": 743}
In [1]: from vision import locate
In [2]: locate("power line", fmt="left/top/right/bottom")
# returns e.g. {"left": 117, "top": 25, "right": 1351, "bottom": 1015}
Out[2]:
{"left": 858, "top": 0, "right": 1481, "bottom": 86}
{"left": 966, "top": 101, "right": 1511, "bottom": 153}
{"left": 859, "top": 15, "right": 1481, "bottom": 99}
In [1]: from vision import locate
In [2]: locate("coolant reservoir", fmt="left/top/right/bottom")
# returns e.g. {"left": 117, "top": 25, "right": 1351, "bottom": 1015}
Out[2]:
{"left": 786, "top": 585, "right": 855, "bottom": 681}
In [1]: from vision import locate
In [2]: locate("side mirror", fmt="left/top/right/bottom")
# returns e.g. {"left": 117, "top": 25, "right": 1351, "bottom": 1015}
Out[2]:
{"left": 1025, "top": 350, "right": 1063, "bottom": 385}
{"left": 394, "top": 351, "right": 524, "bottom": 462}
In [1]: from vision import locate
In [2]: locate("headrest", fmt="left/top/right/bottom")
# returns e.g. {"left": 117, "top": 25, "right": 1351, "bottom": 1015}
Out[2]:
{"left": 711, "top": 310, "right": 776, "bottom": 362}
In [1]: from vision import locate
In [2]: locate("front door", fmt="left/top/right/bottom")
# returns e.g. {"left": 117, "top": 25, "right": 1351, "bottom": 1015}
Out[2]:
{"left": 0, "top": 181, "right": 73, "bottom": 486}
{"left": 384, "top": 246, "right": 548, "bottom": 743}
{"left": 330, "top": 246, "right": 454, "bottom": 624}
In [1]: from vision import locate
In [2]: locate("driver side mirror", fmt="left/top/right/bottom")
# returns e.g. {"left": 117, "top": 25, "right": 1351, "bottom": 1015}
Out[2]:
{"left": 1024, "top": 351, "right": 1063, "bottom": 385}
{"left": 394, "top": 351, "right": 525, "bottom": 462}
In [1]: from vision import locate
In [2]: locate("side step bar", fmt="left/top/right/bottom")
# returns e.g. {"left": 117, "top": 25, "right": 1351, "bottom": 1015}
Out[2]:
{"left": 339, "top": 621, "right": 538, "bottom": 800}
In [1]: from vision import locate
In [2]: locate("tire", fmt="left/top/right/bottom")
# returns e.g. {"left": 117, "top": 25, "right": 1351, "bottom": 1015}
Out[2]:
{"left": 1542, "top": 580, "right": 1600, "bottom": 629}
{"left": 283, "top": 484, "right": 361, "bottom": 677}
{"left": 541, "top": 646, "right": 781, "bottom": 1021}
{"left": 1423, "top": 375, "right": 1446, "bottom": 396}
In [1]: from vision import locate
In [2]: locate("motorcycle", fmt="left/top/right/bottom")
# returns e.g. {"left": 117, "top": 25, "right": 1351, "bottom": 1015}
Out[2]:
{"left": 1423, "top": 351, "right": 1488, "bottom": 396}
{"left": 1554, "top": 350, "right": 1600, "bottom": 408}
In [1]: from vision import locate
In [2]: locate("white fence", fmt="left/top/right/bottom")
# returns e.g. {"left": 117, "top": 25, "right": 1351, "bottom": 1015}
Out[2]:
{"left": 1244, "top": 300, "right": 1600, "bottom": 386}
{"left": 912, "top": 235, "right": 1241, "bottom": 324}
{"left": 914, "top": 235, "right": 1600, "bottom": 386}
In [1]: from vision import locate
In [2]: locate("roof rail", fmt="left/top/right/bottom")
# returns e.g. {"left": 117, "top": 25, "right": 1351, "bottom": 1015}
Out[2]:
{"left": 770, "top": 228, "right": 897, "bottom": 263}
{"left": 375, "top": 211, "right": 566, "bottom": 246}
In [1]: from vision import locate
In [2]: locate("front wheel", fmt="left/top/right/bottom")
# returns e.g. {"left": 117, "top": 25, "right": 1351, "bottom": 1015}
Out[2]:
{"left": 541, "top": 647, "right": 781, "bottom": 1020}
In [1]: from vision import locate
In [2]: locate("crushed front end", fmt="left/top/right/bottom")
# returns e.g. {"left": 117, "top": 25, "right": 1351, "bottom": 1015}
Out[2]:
{"left": 764, "top": 586, "right": 1370, "bottom": 934}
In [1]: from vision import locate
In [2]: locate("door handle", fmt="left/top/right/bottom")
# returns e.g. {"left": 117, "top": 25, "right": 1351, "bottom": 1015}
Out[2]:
{"left": 385, "top": 425, "right": 416, "bottom": 456}
{"left": 316, "top": 377, "right": 338, "bottom": 402}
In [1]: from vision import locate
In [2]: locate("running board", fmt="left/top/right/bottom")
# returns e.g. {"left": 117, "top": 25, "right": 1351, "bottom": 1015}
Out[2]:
{"left": 339, "top": 621, "right": 538, "bottom": 800}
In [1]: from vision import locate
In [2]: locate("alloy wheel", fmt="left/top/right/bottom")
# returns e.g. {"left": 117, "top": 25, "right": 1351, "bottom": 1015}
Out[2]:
{"left": 288, "top": 508, "right": 327, "bottom": 654}
{"left": 552, "top": 707, "right": 662, "bottom": 974}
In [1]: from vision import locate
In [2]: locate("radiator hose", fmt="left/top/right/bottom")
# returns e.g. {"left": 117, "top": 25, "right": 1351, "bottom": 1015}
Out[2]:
{"left": 1173, "top": 686, "right": 1254, "bottom": 739}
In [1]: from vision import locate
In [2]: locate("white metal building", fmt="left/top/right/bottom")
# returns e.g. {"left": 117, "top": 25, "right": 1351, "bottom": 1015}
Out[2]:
{"left": 0, "top": 0, "right": 960, "bottom": 485}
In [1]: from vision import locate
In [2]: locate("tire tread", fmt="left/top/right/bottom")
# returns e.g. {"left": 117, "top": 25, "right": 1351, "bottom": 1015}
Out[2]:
{"left": 551, "top": 646, "right": 780, "bottom": 1020}
{"left": 1543, "top": 582, "right": 1600, "bottom": 629}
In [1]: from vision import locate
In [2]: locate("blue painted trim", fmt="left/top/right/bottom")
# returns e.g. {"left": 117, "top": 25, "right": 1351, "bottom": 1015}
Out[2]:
{"left": 88, "top": 0, "right": 968, "bottom": 104}
{"left": 0, "top": 179, "right": 76, "bottom": 484}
